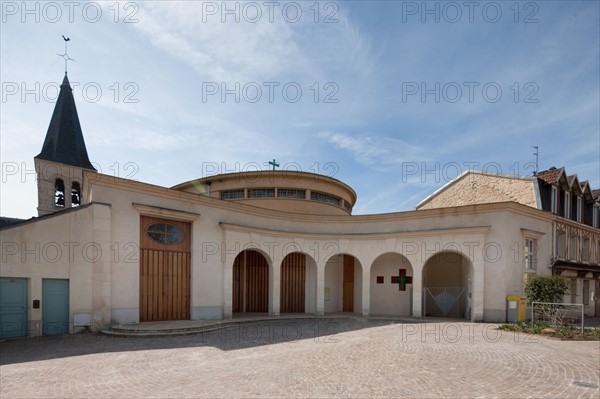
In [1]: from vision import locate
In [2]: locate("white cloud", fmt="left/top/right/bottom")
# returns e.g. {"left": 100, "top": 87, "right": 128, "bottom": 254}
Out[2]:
{"left": 130, "top": 2, "right": 302, "bottom": 82}
{"left": 317, "top": 131, "right": 431, "bottom": 169}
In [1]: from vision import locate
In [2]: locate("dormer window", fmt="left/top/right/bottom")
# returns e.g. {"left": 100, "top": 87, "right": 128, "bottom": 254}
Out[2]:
{"left": 71, "top": 182, "right": 81, "bottom": 207}
{"left": 551, "top": 186, "right": 558, "bottom": 214}
{"left": 54, "top": 179, "right": 65, "bottom": 207}
{"left": 576, "top": 196, "right": 582, "bottom": 223}
{"left": 564, "top": 191, "right": 570, "bottom": 219}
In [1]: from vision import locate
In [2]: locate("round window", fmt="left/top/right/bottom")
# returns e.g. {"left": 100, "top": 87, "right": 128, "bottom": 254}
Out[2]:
{"left": 146, "top": 223, "right": 185, "bottom": 244}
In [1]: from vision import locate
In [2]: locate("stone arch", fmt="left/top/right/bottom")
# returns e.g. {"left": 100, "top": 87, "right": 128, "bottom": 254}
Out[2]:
{"left": 369, "top": 252, "right": 413, "bottom": 316}
{"left": 54, "top": 178, "right": 65, "bottom": 207}
{"left": 422, "top": 251, "right": 472, "bottom": 319}
{"left": 323, "top": 253, "right": 363, "bottom": 313}
{"left": 280, "top": 252, "right": 317, "bottom": 314}
{"left": 232, "top": 249, "right": 271, "bottom": 313}
{"left": 70, "top": 181, "right": 81, "bottom": 206}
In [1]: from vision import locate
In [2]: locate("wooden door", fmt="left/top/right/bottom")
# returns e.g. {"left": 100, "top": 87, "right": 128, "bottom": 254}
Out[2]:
{"left": 281, "top": 253, "right": 306, "bottom": 313}
{"left": 140, "top": 216, "right": 191, "bottom": 321}
{"left": 343, "top": 255, "right": 354, "bottom": 312}
{"left": 595, "top": 280, "right": 600, "bottom": 317}
{"left": 233, "top": 250, "right": 269, "bottom": 313}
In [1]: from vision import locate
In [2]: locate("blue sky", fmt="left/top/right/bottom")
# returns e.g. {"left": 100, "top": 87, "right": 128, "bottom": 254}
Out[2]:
{"left": 1, "top": 1, "right": 599, "bottom": 218}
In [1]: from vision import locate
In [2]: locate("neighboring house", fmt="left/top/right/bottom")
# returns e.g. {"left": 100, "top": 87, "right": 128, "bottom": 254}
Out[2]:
{"left": 418, "top": 168, "right": 600, "bottom": 318}
{"left": 1, "top": 73, "right": 598, "bottom": 339}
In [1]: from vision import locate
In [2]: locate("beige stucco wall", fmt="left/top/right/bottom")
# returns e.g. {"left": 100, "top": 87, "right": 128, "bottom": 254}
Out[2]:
{"left": 369, "top": 253, "right": 413, "bottom": 316}
{"left": 0, "top": 203, "right": 111, "bottom": 334}
{"left": 173, "top": 171, "right": 356, "bottom": 215}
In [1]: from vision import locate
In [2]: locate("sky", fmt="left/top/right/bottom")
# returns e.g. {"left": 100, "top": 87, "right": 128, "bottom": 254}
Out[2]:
{"left": 1, "top": 0, "right": 599, "bottom": 219}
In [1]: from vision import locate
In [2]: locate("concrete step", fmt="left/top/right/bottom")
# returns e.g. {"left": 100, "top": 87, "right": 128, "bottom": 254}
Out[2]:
{"left": 101, "top": 314, "right": 420, "bottom": 337}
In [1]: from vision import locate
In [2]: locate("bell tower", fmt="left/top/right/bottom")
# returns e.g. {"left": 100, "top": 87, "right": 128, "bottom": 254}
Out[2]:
{"left": 34, "top": 73, "right": 96, "bottom": 216}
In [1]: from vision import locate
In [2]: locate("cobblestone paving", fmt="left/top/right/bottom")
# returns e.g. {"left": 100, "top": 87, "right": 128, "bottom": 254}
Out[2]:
{"left": 1, "top": 319, "right": 599, "bottom": 398}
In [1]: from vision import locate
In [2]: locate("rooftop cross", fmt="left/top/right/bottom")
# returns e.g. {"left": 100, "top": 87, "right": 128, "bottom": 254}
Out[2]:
{"left": 57, "top": 35, "right": 75, "bottom": 75}
{"left": 268, "top": 159, "right": 280, "bottom": 171}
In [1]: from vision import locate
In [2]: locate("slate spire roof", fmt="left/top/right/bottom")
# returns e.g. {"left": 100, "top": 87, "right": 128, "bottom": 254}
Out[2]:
{"left": 35, "top": 74, "right": 95, "bottom": 170}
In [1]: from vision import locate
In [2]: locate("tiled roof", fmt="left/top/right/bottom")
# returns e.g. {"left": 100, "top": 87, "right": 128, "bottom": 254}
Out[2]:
{"left": 536, "top": 167, "right": 564, "bottom": 185}
{"left": 593, "top": 189, "right": 600, "bottom": 200}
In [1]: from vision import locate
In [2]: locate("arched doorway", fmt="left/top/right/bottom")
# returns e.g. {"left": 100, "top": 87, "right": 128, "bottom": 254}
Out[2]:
{"left": 233, "top": 250, "right": 269, "bottom": 313}
{"left": 280, "top": 252, "right": 317, "bottom": 313}
{"left": 422, "top": 251, "right": 472, "bottom": 319}
{"left": 324, "top": 254, "right": 362, "bottom": 313}
{"left": 370, "top": 253, "right": 413, "bottom": 316}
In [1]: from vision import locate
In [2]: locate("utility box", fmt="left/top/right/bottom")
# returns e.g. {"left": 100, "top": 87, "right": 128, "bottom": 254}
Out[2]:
{"left": 506, "top": 295, "right": 527, "bottom": 322}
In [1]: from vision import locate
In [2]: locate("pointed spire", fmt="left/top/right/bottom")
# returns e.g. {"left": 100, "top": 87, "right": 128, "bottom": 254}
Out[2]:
{"left": 35, "top": 74, "right": 96, "bottom": 170}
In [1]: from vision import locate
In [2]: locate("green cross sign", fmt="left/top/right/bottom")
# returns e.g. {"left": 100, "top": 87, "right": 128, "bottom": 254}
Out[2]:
{"left": 268, "top": 159, "right": 280, "bottom": 171}
{"left": 396, "top": 269, "right": 412, "bottom": 291}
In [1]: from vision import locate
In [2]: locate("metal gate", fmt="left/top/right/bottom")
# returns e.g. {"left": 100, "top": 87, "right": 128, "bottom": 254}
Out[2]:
{"left": 423, "top": 287, "right": 466, "bottom": 318}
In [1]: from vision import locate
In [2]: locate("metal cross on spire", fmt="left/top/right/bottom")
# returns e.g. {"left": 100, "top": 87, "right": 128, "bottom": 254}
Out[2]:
{"left": 57, "top": 35, "right": 75, "bottom": 75}
{"left": 268, "top": 159, "right": 280, "bottom": 171}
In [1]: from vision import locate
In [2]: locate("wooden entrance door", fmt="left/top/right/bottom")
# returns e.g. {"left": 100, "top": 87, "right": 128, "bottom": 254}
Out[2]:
{"left": 595, "top": 280, "right": 600, "bottom": 317}
{"left": 233, "top": 250, "right": 269, "bottom": 313}
{"left": 343, "top": 255, "right": 354, "bottom": 312}
{"left": 281, "top": 253, "right": 306, "bottom": 313}
{"left": 140, "top": 216, "right": 191, "bottom": 321}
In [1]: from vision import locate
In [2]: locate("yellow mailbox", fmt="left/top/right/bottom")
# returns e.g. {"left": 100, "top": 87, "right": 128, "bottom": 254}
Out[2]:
{"left": 507, "top": 295, "right": 527, "bottom": 322}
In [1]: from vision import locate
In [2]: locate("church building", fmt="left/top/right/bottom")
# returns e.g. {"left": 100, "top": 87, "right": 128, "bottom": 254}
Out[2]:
{"left": 1, "top": 73, "right": 599, "bottom": 338}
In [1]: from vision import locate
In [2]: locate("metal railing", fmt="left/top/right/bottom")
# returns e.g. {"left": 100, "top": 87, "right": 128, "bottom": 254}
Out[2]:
{"left": 531, "top": 302, "right": 584, "bottom": 333}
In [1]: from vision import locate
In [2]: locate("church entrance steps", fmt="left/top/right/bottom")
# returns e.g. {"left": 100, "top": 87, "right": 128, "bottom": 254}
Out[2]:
{"left": 102, "top": 314, "right": 425, "bottom": 337}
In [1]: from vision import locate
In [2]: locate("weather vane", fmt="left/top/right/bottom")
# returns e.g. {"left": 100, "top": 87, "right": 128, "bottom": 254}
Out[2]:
{"left": 57, "top": 35, "right": 75, "bottom": 75}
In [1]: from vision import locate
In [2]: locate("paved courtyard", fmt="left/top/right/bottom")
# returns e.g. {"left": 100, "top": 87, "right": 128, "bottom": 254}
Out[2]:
{"left": 1, "top": 319, "right": 599, "bottom": 398}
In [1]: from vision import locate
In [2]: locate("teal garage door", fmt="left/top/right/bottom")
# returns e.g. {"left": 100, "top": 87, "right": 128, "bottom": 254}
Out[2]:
{"left": 42, "top": 279, "right": 69, "bottom": 335}
{"left": 0, "top": 278, "right": 28, "bottom": 339}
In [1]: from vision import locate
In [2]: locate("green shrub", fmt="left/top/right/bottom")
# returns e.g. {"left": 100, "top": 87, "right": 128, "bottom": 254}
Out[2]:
{"left": 498, "top": 324, "right": 514, "bottom": 331}
{"left": 556, "top": 326, "right": 573, "bottom": 338}
{"left": 532, "top": 323, "right": 548, "bottom": 334}
{"left": 525, "top": 275, "right": 569, "bottom": 304}
{"left": 589, "top": 328, "right": 600, "bottom": 337}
